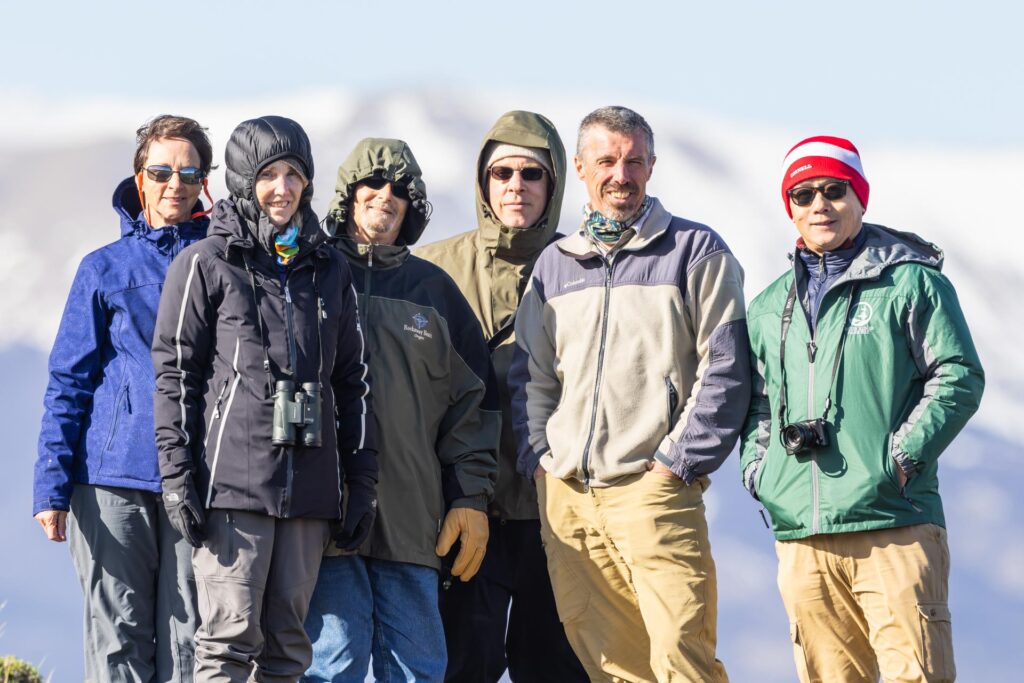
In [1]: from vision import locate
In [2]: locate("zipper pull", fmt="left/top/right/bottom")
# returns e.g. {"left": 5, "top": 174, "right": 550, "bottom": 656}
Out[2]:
{"left": 368, "top": 245, "right": 374, "bottom": 268}
{"left": 759, "top": 508, "right": 770, "bottom": 529}
{"left": 807, "top": 341, "right": 817, "bottom": 363}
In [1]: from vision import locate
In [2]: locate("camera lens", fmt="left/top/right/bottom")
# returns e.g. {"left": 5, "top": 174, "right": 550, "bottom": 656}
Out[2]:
{"left": 782, "top": 424, "right": 806, "bottom": 453}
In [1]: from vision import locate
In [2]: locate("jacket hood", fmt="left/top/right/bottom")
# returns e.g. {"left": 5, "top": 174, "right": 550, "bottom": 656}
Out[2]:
{"left": 839, "top": 223, "right": 944, "bottom": 282}
{"left": 223, "top": 116, "right": 321, "bottom": 255}
{"left": 476, "top": 111, "right": 567, "bottom": 258}
{"left": 111, "top": 176, "right": 209, "bottom": 245}
{"left": 328, "top": 138, "right": 430, "bottom": 247}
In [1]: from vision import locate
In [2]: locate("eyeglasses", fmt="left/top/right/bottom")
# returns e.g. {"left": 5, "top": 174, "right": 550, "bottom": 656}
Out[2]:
{"left": 788, "top": 180, "right": 849, "bottom": 207}
{"left": 489, "top": 166, "right": 546, "bottom": 182}
{"left": 145, "top": 165, "right": 205, "bottom": 185}
{"left": 360, "top": 176, "right": 410, "bottom": 200}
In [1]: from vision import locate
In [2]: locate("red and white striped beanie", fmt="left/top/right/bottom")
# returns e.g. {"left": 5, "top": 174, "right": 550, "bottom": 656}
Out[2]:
{"left": 781, "top": 135, "right": 869, "bottom": 217}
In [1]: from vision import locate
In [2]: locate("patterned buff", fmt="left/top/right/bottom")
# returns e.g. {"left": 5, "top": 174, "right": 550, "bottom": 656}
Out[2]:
{"left": 585, "top": 196, "right": 652, "bottom": 244}
{"left": 274, "top": 224, "right": 300, "bottom": 265}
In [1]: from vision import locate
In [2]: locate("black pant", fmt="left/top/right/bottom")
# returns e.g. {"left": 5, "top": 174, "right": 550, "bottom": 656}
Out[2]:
{"left": 440, "top": 518, "right": 587, "bottom": 683}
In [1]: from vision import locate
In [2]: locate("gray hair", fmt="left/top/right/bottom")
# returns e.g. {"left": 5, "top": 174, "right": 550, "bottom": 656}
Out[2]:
{"left": 576, "top": 106, "right": 655, "bottom": 159}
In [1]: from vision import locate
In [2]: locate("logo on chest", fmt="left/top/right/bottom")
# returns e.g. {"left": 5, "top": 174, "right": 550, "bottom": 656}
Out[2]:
{"left": 848, "top": 302, "right": 874, "bottom": 335}
{"left": 404, "top": 312, "right": 434, "bottom": 341}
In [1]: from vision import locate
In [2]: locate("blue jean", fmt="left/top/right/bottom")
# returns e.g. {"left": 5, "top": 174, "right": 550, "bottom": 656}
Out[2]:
{"left": 303, "top": 555, "right": 446, "bottom": 683}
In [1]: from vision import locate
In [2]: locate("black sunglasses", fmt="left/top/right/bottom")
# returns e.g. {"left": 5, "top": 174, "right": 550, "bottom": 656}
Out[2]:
{"left": 489, "top": 166, "right": 546, "bottom": 182}
{"left": 788, "top": 180, "right": 849, "bottom": 207}
{"left": 360, "top": 176, "right": 411, "bottom": 200}
{"left": 145, "top": 165, "right": 205, "bottom": 185}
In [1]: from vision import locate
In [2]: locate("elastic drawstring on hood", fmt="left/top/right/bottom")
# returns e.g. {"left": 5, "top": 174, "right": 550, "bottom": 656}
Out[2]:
{"left": 224, "top": 116, "right": 319, "bottom": 257}
{"left": 328, "top": 138, "right": 431, "bottom": 246}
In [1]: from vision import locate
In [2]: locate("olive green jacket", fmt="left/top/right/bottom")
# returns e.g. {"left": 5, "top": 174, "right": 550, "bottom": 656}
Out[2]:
{"left": 417, "top": 111, "right": 566, "bottom": 520}
{"left": 326, "top": 139, "right": 499, "bottom": 568}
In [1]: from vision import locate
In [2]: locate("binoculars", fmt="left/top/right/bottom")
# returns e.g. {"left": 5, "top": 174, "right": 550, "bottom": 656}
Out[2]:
{"left": 272, "top": 380, "right": 322, "bottom": 448}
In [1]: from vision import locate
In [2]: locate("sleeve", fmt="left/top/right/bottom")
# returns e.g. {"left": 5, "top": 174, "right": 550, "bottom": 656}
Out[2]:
{"left": 34, "top": 260, "right": 106, "bottom": 514}
{"left": 331, "top": 265, "right": 378, "bottom": 495}
{"left": 653, "top": 251, "right": 752, "bottom": 482}
{"left": 739, "top": 345, "right": 772, "bottom": 500}
{"left": 890, "top": 270, "right": 985, "bottom": 475}
{"left": 436, "top": 287, "right": 500, "bottom": 511}
{"left": 509, "top": 271, "right": 560, "bottom": 478}
{"left": 151, "top": 250, "right": 214, "bottom": 486}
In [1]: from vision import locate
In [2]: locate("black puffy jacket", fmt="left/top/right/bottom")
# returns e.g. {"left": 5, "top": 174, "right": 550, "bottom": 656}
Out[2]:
{"left": 152, "top": 117, "right": 376, "bottom": 518}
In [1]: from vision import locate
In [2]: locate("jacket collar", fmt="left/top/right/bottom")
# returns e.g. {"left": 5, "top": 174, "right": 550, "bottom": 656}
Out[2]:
{"left": 557, "top": 197, "right": 672, "bottom": 260}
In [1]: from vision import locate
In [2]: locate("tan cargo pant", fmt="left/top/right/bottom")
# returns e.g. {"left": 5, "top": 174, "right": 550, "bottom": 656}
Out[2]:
{"left": 537, "top": 471, "right": 728, "bottom": 683}
{"left": 192, "top": 510, "right": 331, "bottom": 682}
{"left": 776, "top": 523, "right": 955, "bottom": 683}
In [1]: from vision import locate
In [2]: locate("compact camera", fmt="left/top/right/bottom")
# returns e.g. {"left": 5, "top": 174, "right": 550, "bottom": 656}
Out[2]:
{"left": 781, "top": 418, "right": 829, "bottom": 456}
{"left": 272, "top": 380, "right": 322, "bottom": 447}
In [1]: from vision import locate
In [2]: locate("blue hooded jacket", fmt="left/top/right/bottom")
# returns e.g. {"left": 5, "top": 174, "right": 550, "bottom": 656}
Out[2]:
{"left": 33, "top": 177, "right": 209, "bottom": 514}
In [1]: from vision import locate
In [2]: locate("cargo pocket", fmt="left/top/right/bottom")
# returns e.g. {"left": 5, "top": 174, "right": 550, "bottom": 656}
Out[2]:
{"left": 918, "top": 602, "right": 955, "bottom": 681}
{"left": 789, "top": 621, "right": 812, "bottom": 682}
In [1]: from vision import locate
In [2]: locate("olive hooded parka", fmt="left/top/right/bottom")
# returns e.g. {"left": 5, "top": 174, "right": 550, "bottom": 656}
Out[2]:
{"left": 152, "top": 116, "right": 377, "bottom": 520}
{"left": 323, "top": 138, "right": 499, "bottom": 568}
{"left": 417, "top": 111, "right": 566, "bottom": 520}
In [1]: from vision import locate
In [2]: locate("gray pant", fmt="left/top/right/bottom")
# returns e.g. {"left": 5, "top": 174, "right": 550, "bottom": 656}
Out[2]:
{"left": 68, "top": 483, "right": 199, "bottom": 683}
{"left": 192, "top": 510, "right": 330, "bottom": 682}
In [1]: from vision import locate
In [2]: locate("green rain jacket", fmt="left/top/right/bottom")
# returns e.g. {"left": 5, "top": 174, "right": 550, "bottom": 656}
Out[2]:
{"left": 325, "top": 138, "right": 499, "bottom": 569}
{"left": 417, "top": 111, "right": 566, "bottom": 520}
{"left": 740, "top": 223, "right": 984, "bottom": 540}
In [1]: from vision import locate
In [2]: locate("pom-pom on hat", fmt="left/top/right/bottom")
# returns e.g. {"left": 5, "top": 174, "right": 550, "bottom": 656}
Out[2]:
{"left": 781, "top": 135, "right": 869, "bottom": 217}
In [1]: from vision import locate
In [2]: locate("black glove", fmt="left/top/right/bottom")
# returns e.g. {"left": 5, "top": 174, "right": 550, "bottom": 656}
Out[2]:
{"left": 333, "top": 475, "right": 377, "bottom": 551}
{"left": 162, "top": 472, "right": 206, "bottom": 548}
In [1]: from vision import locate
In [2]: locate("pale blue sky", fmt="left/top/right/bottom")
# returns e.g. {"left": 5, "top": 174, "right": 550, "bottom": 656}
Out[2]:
{"left": 5, "top": 0, "right": 1021, "bottom": 147}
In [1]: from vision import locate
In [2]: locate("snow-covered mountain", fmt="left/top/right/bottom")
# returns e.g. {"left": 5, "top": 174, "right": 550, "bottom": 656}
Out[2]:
{"left": 2, "top": 89, "right": 1020, "bottom": 681}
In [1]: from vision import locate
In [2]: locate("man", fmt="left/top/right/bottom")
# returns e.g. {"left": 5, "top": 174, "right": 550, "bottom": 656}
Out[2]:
{"left": 419, "top": 111, "right": 586, "bottom": 682}
{"left": 509, "top": 106, "right": 749, "bottom": 682}
{"left": 303, "top": 138, "right": 499, "bottom": 682}
{"left": 740, "top": 135, "right": 984, "bottom": 682}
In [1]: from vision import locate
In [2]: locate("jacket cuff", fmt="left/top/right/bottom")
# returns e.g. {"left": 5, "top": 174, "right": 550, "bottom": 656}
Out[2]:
{"left": 891, "top": 439, "right": 918, "bottom": 477}
{"left": 449, "top": 493, "right": 489, "bottom": 512}
{"left": 742, "top": 460, "right": 761, "bottom": 501}
{"left": 655, "top": 439, "right": 695, "bottom": 483}
{"left": 33, "top": 496, "right": 70, "bottom": 516}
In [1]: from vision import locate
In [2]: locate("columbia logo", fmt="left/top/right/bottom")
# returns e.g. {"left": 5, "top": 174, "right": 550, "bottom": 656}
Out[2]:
{"left": 564, "top": 278, "right": 586, "bottom": 289}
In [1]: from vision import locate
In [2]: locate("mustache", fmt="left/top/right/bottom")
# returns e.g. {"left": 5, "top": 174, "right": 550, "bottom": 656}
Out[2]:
{"left": 603, "top": 181, "right": 638, "bottom": 193}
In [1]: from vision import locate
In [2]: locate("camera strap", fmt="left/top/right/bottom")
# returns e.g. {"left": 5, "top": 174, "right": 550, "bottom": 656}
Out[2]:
{"left": 243, "top": 253, "right": 276, "bottom": 398}
{"left": 777, "top": 278, "right": 861, "bottom": 432}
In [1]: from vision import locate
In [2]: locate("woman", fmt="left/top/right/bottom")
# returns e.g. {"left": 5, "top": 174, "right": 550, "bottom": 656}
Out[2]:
{"left": 151, "top": 115, "right": 378, "bottom": 681}
{"left": 33, "top": 114, "right": 214, "bottom": 682}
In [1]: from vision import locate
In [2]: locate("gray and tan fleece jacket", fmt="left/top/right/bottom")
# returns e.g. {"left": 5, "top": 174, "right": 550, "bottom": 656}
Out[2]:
{"left": 509, "top": 198, "right": 751, "bottom": 486}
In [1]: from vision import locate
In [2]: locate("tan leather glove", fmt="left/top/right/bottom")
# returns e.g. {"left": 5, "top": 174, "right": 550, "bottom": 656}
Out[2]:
{"left": 434, "top": 507, "right": 489, "bottom": 582}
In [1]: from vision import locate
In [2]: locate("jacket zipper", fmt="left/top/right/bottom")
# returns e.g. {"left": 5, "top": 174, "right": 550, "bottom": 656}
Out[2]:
{"left": 203, "top": 378, "right": 231, "bottom": 450}
{"left": 283, "top": 274, "right": 299, "bottom": 517}
{"left": 665, "top": 376, "right": 679, "bottom": 426}
{"left": 104, "top": 382, "right": 131, "bottom": 451}
{"left": 579, "top": 256, "right": 615, "bottom": 491}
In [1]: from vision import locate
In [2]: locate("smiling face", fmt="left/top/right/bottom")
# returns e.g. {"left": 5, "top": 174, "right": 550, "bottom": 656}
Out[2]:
{"left": 255, "top": 160, "right": 308, "bottom": 227}
{"left": 140, "top": 137, "right": 202, "bottom": 228}
{"left": 348, "top": 180, "right": 410, "bottom": 245}
{"left": 487, "top": 156, "right": 550, "bottom": 229}
{"left": 574, "top": 126, "right": 655, "bottom": 222}
{"left": 789, "top": 177, "right": 864, "bottom": 254}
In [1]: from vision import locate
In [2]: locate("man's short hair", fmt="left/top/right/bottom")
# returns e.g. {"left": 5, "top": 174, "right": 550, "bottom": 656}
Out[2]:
{"left": 576, "top": 106, "right": 655, "bottom": 159}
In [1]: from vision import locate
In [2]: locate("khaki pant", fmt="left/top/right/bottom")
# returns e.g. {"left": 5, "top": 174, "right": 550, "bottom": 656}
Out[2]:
{"left": 537, "top": 472, "right": 728, "bottom": 683}
{"left": 776, "top": 524, "right": 955, "bottom": 683}
{"left": 192, "top": 510, "right": 330, "bottom": 682}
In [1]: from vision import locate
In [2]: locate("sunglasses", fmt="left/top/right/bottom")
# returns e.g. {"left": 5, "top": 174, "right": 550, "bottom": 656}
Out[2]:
{"left": 360, "top": 176, "right": 410, "bottom": 200}
{"left": 145, "top": 165, "right": 205, "bottom": 185}
{"left": 489, "top": 166, "right": 546, "bottom": 182}
{"left": 788, "top": 180, "right": 849, "bottom": 207}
